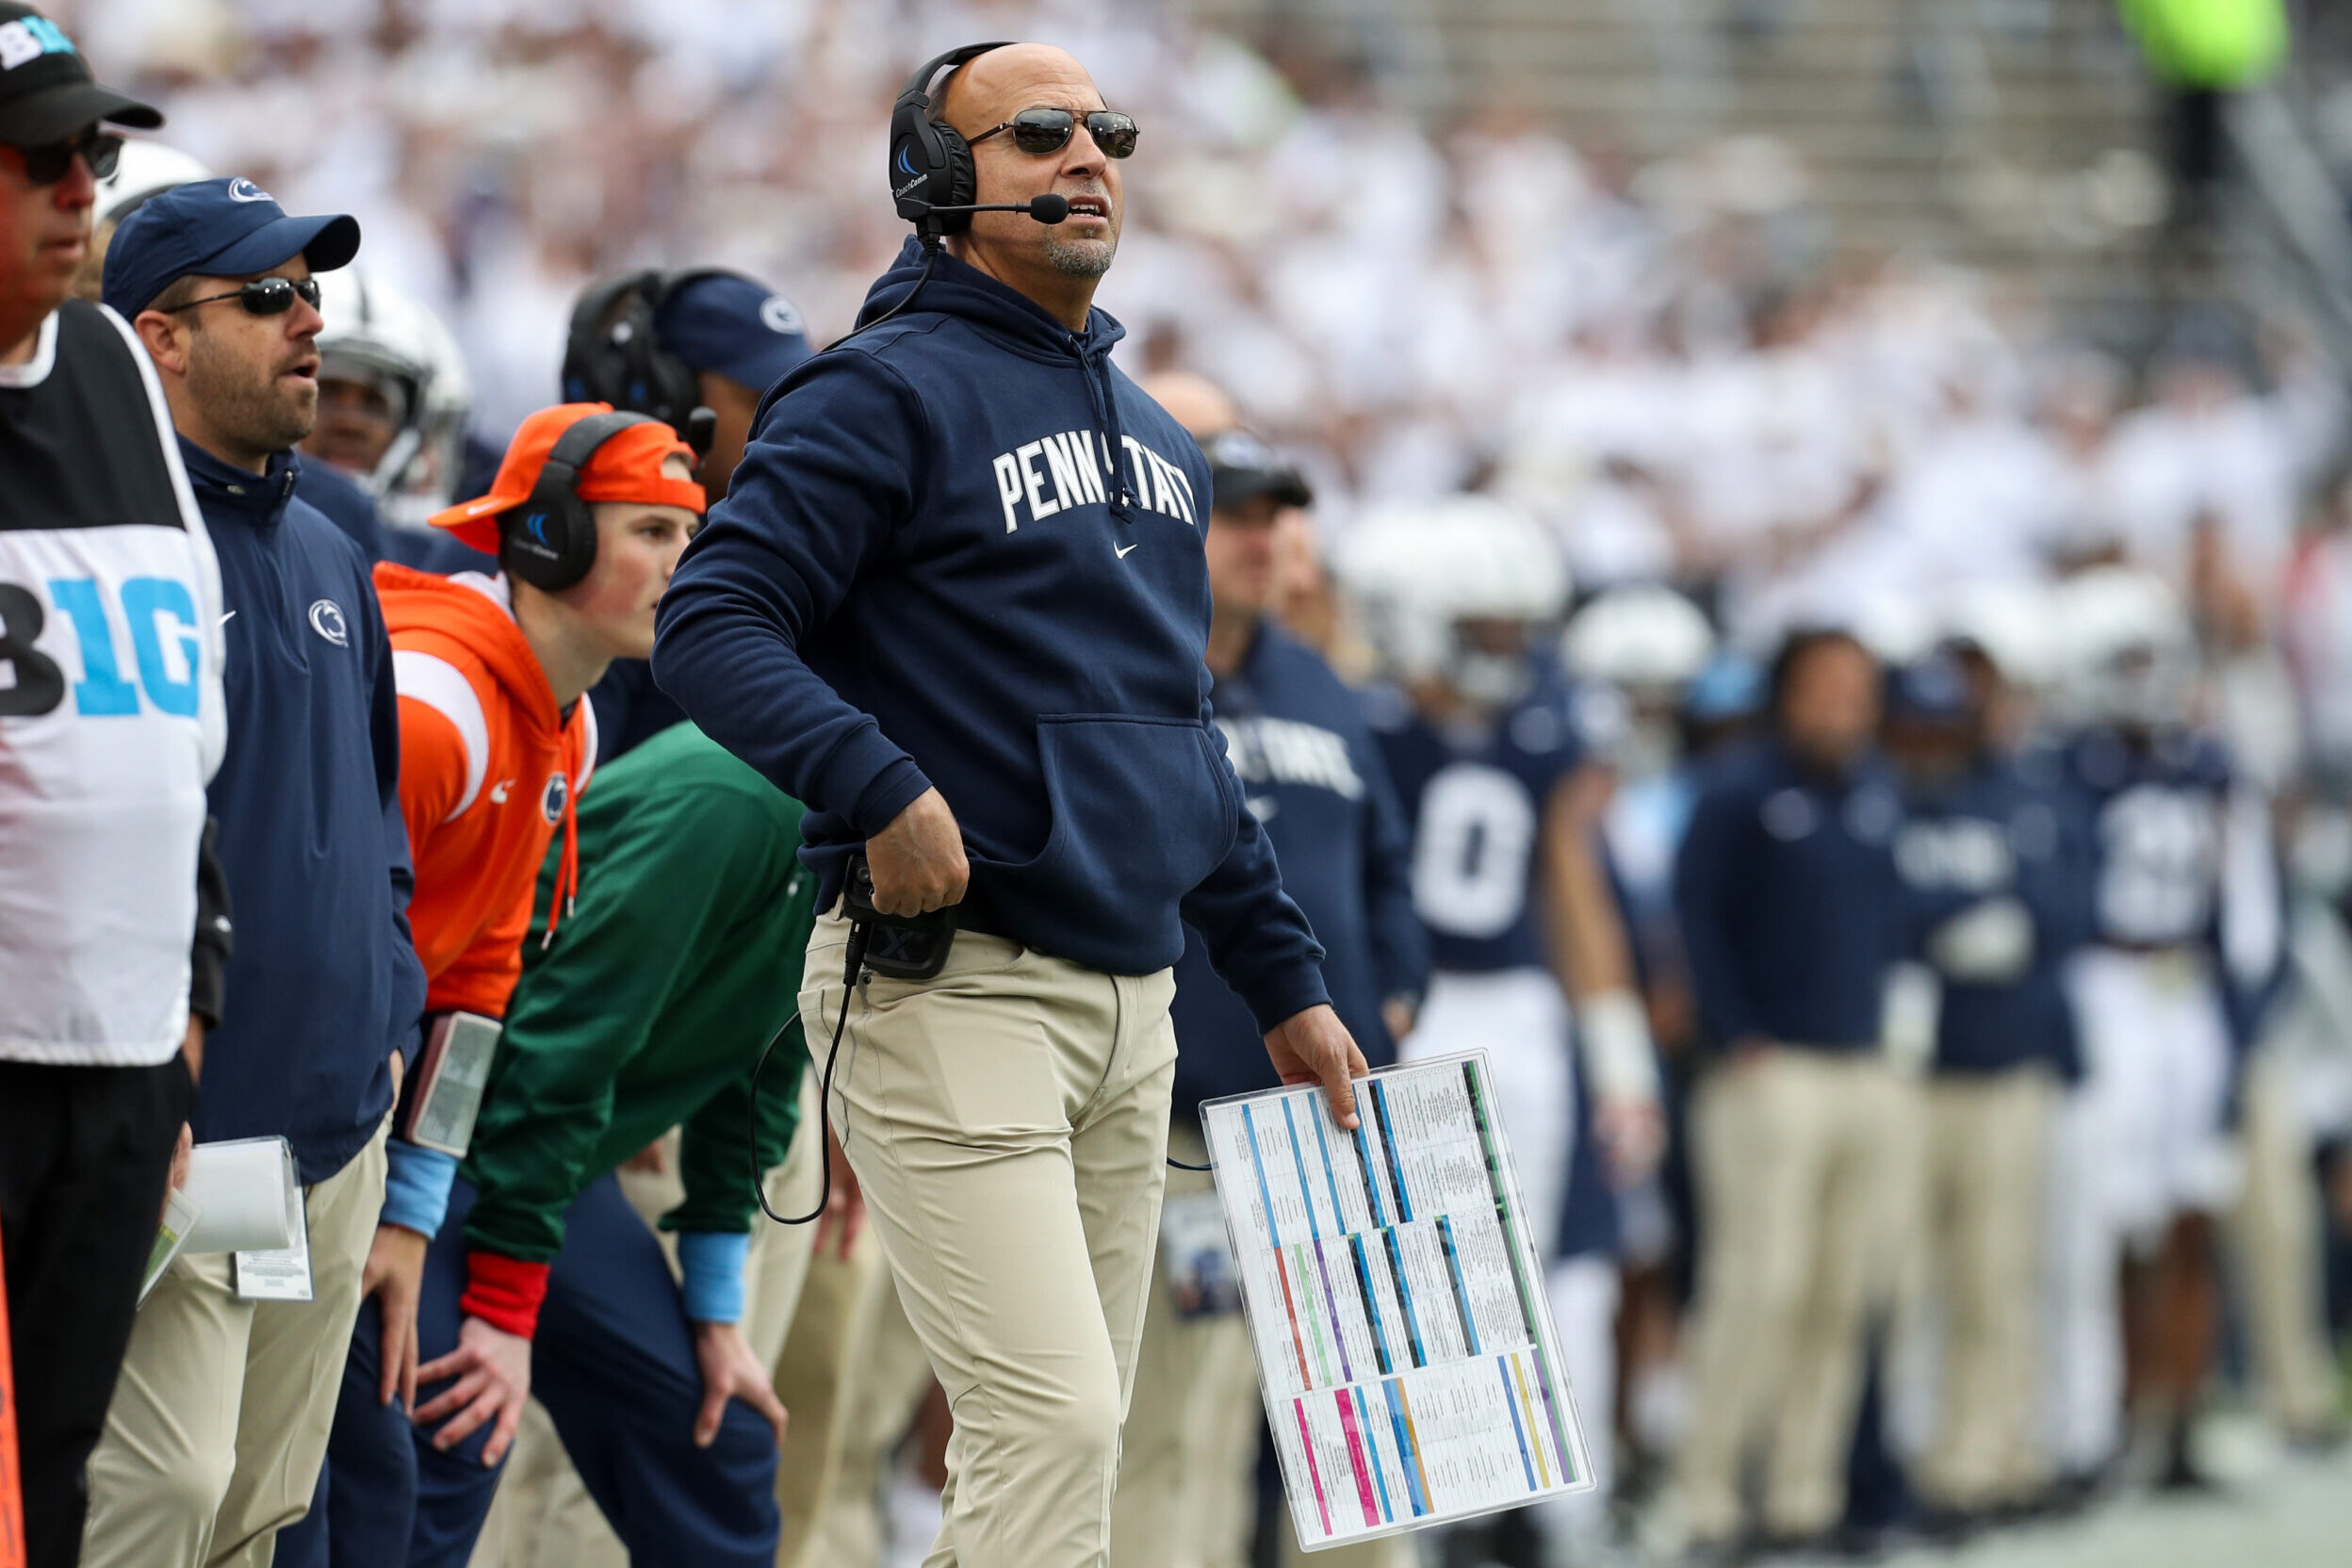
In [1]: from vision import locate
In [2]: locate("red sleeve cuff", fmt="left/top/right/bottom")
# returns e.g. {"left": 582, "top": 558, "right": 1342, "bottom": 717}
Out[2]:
{"left": 461, "top": 1250, "right": 551, "bottom": 1340}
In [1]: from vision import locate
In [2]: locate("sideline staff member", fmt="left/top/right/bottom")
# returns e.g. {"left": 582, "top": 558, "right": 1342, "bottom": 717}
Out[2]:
{"left": 0, "top": 10, "right": 227, "bottom": 1566}
{"left": 656, "top": 41, "right": 1364, "bottom": 1568}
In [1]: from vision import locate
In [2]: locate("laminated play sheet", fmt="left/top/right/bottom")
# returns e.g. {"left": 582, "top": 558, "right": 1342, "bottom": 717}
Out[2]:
{"left": 1200, "top": 1051, "right": 1593, "bottom": 1551}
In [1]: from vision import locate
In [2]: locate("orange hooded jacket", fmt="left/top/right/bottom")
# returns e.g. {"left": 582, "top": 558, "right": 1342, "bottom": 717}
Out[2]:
{"left": 377, "top": 564, "right": 595, "bottom": 1019}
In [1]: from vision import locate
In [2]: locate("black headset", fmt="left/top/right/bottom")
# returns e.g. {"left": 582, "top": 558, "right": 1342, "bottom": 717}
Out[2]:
{"left": 889, "top": 41, "right": 1015, "bottom": 237}
{"left": 501, "top": 409, "right": 663, "bottom": 593}
{"left": 561, "top": 269, "right": 730, "bottom": 451}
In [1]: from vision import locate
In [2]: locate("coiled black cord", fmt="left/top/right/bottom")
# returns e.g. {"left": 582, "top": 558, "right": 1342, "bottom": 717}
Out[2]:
{"left": 751, "top": 923, "right": 869, "bottom": 1226}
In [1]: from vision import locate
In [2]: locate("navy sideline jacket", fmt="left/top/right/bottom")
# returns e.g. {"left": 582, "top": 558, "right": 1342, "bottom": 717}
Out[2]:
{"left": 1172, "top": 624, "right": 1427, "bottom": 1120}
{"left": 186, "top": 441, "right": 427, "bottom": 1183}
{"left": 1673, "top": 739, "right": 1905, "bottom": 1054}
{"left": 654, "top": 238, "right": 1329, "bottom": 1029}
{"left": 1893, "top": 751, "right": 2091, "bottom": 1078}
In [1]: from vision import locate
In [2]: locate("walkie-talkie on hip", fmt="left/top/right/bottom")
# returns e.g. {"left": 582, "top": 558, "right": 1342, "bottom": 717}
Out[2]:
{"left": 841, "top": 847, "right": 957, "bottom": 980}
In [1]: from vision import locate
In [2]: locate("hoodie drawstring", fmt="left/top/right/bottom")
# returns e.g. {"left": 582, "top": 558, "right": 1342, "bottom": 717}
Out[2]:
{"left": 1079, "top": 339, "right": 1135, "bottom": 524}
{"left": 541, "top": 788, "right": 580, "bottom": 951}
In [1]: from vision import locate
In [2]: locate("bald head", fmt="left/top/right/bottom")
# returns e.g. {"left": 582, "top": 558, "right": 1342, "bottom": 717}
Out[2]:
{"left": 925, "top": 41, "right": 1124, "bottom": 332}
{"left": 1139, "top": 371, "right": 1241, "bottom": 441}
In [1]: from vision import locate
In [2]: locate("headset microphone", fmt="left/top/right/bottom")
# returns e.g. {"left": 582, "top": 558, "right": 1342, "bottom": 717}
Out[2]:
{"left": 914, "top": 193, "right": 1071, "bottom": 224}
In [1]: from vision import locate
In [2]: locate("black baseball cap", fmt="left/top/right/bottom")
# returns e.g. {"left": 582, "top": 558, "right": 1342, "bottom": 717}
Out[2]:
{"left": 1202, "top": 429, "right": 1312, "bottom": 514}
{"left": 0, "top": 5, "right": 160, "bottom": 149}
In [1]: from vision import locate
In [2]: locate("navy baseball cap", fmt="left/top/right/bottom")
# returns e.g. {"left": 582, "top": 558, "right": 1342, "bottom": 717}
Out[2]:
{"left": 102, "top": 176, "right": 360, "bottom": 319}
{"left": 1886, "top": 655, "right": 1973, "bottom": 726}
{"left": 1202, "top": 429, "right": 1312, "bottom": 513}
{"left": 0, "top": 4, "right": 158, "bottom": 148}
{"left": 655, "top": 273, "right": 811, "bottom": 392}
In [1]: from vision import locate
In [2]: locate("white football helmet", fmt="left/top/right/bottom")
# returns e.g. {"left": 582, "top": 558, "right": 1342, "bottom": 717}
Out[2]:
{"left": 312, "top": 270, "right": 473, "bottom": 529}
{"left": 1562, "top": 584, "right": 1716, "bottom": 692}
{"left": 95, "top": 139, "right": 212, "bottom": 226}
{"left": 1337, "top": 495, "right": 1570, "bottom": 707}
{"left": 1941, "top": 578, "right": 2060, "bottom": 689}
{"left": 2056, "top": 566, "right": 2197, "bottom": 728}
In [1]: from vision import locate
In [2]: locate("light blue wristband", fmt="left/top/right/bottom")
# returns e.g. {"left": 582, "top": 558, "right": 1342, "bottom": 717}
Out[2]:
{"left": 381, "top": 1142, "right": 459, "bottom": 1236}
{"left": 677, "top": 1230, "right": 750, "bottom": 1325}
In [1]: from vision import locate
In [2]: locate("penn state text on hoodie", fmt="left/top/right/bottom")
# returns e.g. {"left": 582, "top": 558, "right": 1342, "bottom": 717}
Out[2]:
{"left": 183, "top": 441, "right": 426, "bottom": 1183}
{"left": 1674, "top": 739, "right": 1906, "bottom": 1052}
{"left": 655, "top": 238, "right": 1328, "bottom": 1030}
{"left": 1172, "top": 624, "right": 1427, "bottom": 1119}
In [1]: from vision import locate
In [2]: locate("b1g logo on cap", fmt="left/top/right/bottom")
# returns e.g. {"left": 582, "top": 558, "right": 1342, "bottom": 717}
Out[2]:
{"left": 225, "top": 178, "right": 272, "bottom": 204}
{"left": 0, "top": 15, "right": 76, "bottom": 70}
{"left": 541, "top": 772, "right": 569, "bottom": 824}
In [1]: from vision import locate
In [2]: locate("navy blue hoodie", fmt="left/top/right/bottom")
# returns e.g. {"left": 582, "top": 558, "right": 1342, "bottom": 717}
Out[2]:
{"left": 1893, "top": 751, "right": 2091, "bottom": 1077}
{"left": 1172, "top": 624, "right": 1427, "bottom": 1119}
{"left": 655, "top": 239, "right": 1328, "bottom": 1029}
{"left": 186, "top": 441, "right": 427, "bottom": 1182}
{"left": 1673, "top": 739, "right": 1905, "bottom": 1052}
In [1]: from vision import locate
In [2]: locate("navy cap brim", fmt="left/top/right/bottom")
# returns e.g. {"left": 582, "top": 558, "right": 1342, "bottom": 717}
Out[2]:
{"left": 703, "top": 333, "right": 811, "bottom": 395}
{"left": 0, "top": 81, "right": 161, "bottom": 146}
{"left": 1210, "top": 465, "right": 1313, "bottom": 513}
{"left": 196, "top": 210, "right": 360, "bottom": 282}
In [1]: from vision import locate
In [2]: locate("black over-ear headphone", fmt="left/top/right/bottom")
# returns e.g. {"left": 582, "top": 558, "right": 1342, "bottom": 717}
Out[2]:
{"left": 889, "top": 41, "right": 1015, "bottom": 237}
{"left": 561, "top": 270, "right": 726, "bottom": 453}
{"left": 502, "top": 409, "right": 663, "bottom": 593}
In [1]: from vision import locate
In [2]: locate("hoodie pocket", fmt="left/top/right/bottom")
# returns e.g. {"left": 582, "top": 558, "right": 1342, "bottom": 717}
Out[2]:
{"left": 992, "top": 714, "right": 1240, "bottom": 944}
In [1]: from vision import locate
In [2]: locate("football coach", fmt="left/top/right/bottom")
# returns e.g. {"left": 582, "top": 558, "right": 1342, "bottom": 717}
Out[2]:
{"left": 653, "top": 40, "right": 1363, "bottom": 1568}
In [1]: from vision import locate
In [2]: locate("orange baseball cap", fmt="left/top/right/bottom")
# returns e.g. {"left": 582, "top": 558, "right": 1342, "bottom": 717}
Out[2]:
{"left": 429, "top": 402, "right": 707, "bottom": 555}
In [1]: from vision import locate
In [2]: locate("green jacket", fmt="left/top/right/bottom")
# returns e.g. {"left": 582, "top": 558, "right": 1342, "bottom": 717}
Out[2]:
{"left": 461, "top": 722, "right": 815, "bottom": 1266}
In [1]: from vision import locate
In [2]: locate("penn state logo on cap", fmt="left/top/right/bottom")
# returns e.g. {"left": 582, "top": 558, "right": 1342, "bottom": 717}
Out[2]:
{"left": 306, "top": 598, "right": 348, "bottom": 646}
{"left": 760, "top": 295, "right": 804, "bottom": 335}
{"left": 541, "top": 772, "right": 569, "bottom": 824}
{"left": 225, "top": 177, "right": 270, "bottom": 204}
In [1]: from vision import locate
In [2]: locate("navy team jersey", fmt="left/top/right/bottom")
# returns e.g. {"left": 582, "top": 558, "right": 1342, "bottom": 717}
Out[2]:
{"left": 2061, "top": 728, "right": 2231, "bottom": 953}
{"left": 1368, "top": 683, "right": 1598, "bottom": 974}
{"left": 1893, "top": 752, "right": 2092, "bottom": 1077}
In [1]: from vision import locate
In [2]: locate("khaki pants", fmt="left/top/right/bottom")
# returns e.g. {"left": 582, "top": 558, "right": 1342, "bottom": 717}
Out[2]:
{"left": 472, "top": 1073, "right": 828, "bottom": 1568}
{"left": 802, "top": 912, "right": 1176, "bottom": 1568}
{"left": 2233, "top": 1048, "right": 2342, "bottom": 1436}
{"left": 805, "top": 1262, "right": 941, "bottom": 1568}
{"left": 1674, "top": 1050, "right": 1913, "bottom": 1543}
{"left": 1918, "top": 1067, "right": 2054, "bottom": 1510}
{"left": 83, "top": 1117, "right": 390, "bottom": 1568}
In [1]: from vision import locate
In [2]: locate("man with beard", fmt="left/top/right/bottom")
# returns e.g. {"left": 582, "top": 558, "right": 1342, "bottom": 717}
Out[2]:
{"left": 656, "top": 41, "right": 1362, "bottom": 1568}
{"left": 82, "top": 179, "right": 428, "bottom": 1568}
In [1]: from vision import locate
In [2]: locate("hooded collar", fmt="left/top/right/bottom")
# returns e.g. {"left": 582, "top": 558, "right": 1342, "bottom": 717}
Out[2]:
{"left": 178, "top": 435, "right": 302, "bottom": 531}
{"left": 857, "top": 237, "right": 1127, "bottom": 365}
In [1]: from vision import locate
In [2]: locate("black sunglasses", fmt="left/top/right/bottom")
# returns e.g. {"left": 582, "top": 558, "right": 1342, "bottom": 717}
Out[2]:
{"left": 161, "top": 276, "right": 323, "bottom": 317}
{"left": 18, "top": 128, "right": 122, "bottom": 187}
{"left": 969, "top": 106, "right": 1137, "bottom": 160}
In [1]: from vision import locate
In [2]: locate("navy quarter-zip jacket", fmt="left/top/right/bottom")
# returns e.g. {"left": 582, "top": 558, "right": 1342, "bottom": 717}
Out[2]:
{"left": 186, "top": 440, "right": 427, "bottom": 1182}
{"left": 1172, "top": 623, "right": 1428, "bottom": 1119}
{"left": 1673, "top": 739, "right": 1905, "bottom": 1053}
{"left": 655, "top": 239, "right": 1329, "bottom": 1029}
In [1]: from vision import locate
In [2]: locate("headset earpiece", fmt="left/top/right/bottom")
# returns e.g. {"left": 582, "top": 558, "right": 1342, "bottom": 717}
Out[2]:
{"left": 561, "top": 270, "right": 724, "bottom": 438}
{"left": 890, "top": 41, "right": 1014, "bottom": 238}
{"left": 502, "top": 410, "right": 662, "bottom": 593}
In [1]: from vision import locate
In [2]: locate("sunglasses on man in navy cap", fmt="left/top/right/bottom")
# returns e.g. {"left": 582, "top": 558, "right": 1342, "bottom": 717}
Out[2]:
{"left": 101, "top": 176, "right": 360, "bottom": 321}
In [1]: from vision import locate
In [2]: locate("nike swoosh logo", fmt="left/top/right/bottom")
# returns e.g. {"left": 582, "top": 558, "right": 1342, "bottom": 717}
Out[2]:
{"left": 489, "top": 780, "right": 513, "bottom": 804}
{"left": 1115, "top": 542, "right": 1139, "bottom": 558}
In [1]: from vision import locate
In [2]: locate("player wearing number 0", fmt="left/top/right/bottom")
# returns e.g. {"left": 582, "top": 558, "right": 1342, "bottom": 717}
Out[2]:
{"left": 0, "top": 14, "right": 227, "bottom": 1567}
{"left": 1337, "top": 498, "right": 1664, "bottom": 1560}
{"left": 2044, "top": 568, "right": 2279, "bottom": 1494}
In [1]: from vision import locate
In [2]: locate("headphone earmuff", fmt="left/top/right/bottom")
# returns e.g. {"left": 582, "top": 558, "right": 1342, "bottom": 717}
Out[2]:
{"left": 501, "top": 410, "right": 662, "bottom": 593}
{"left": 890, "top": 41, "right": 1014, "bottom": 237}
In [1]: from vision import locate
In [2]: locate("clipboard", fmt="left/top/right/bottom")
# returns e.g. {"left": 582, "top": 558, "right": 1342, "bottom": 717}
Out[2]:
{"left": 1199, "top": 1051, "right": 1595, "bottom": 1551}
